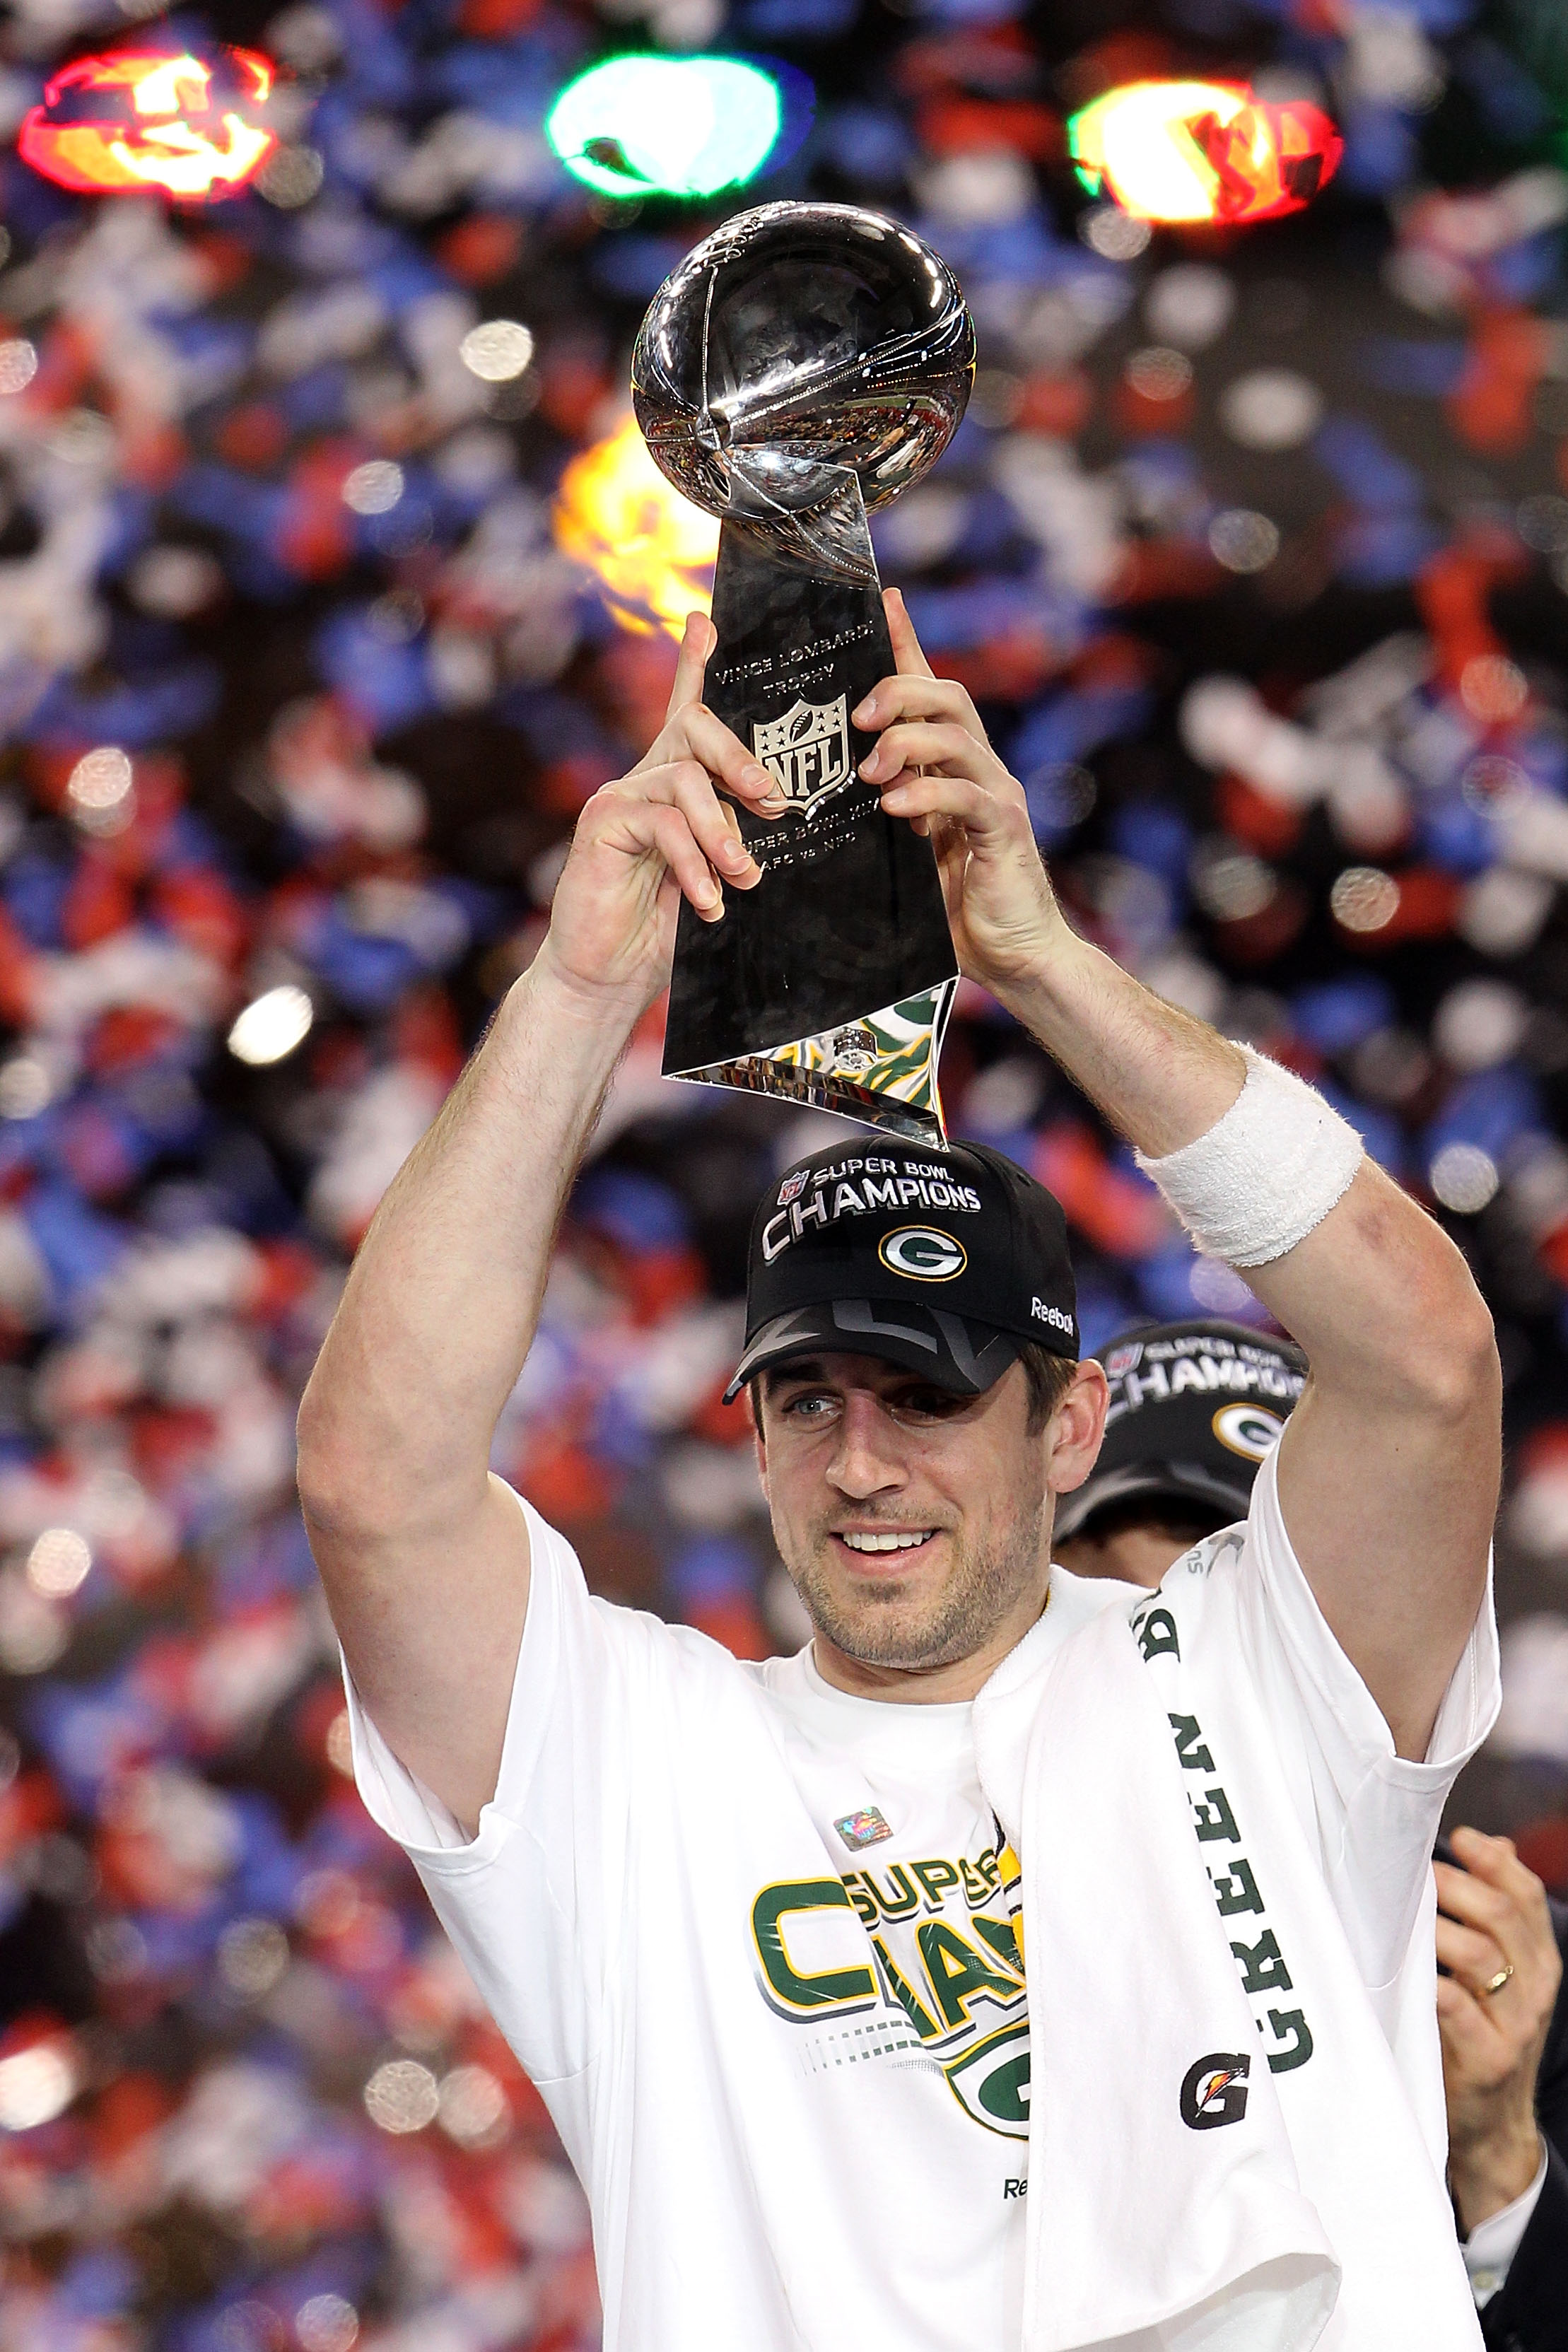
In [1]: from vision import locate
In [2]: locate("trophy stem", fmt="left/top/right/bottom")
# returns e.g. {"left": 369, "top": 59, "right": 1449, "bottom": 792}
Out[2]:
{"left": 660, "top": 473, "right": 959, "bottom": 1145}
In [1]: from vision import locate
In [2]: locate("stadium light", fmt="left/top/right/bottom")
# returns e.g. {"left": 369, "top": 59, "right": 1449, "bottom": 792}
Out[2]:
{"left": 546, "top": 55, "right": 783, "bottom": 201}
{"left": 18, "top": 45, "right": 278, "bottom": 199}
{"left": 1069, "top": 80, "right": 1342, "bottom": 228}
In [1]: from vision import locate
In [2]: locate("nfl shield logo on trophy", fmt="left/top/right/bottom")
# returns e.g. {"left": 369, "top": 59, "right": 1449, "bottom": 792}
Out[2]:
{"left": 753, "top": 696, "right": 853, "bottom": 819}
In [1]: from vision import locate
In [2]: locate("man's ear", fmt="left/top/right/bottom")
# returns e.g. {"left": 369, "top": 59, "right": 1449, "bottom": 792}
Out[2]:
{"left": 1047, "top": 1360, "right": 1109, "bottom": 1496}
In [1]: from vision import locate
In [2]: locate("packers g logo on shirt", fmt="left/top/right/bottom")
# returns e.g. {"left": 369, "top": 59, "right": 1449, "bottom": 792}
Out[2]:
{"left": 1212, "top": 1403, "right": 1285, "bottom": 1461}
{"left": 943, "top": 2020, "right": 1031, "bottom": 2136}
{"left": 879, "top": 1227, "right": 967, "bottom": 1282}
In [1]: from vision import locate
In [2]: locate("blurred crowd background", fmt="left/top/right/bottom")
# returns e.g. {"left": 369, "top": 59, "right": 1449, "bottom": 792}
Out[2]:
{"left": 1, "top": 0, "right": 1568, "bottom": 2344}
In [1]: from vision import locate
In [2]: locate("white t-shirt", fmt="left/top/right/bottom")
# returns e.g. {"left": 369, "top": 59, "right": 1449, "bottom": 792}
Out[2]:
{"left": 344, "top": 1461, "right": 1497, "bottom": 2352}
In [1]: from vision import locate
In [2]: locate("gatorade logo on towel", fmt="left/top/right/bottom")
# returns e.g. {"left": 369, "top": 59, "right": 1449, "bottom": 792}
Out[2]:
{"left": 1180, "top": 2052, "right": 1251, "bottom": 2129}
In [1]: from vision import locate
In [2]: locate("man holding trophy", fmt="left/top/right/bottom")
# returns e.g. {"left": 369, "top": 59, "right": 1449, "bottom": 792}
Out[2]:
{"left": 298, "top": 209, "right": 1504, "bottom": 2352}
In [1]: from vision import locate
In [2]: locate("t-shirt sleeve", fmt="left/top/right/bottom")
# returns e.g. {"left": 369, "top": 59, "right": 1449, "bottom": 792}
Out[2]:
{"left": 1237, "top": 1439, "right": 1502, "bottom": 1991}
{"left": 341, "top": 1482, "right": 657, "bottom": 2085}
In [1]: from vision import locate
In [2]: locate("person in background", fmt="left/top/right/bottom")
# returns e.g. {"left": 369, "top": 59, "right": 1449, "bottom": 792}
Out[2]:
{"left": 1055, "top": 1317, "right": 1567, "bottom": 2350}
{"left": 1437, "top": 1848, "right": 1567, "bottom": 2348}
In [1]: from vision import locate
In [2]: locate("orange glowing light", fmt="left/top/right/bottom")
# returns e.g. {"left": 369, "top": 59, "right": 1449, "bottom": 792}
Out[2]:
{"left": 554, "top": 414, "right": 719, "bottom": 638}
{"left": 1070, "top": 80, "right": 1341, "bottom": 227}
{"left": 18, "top": 46, "right": 278, "bottom": 199}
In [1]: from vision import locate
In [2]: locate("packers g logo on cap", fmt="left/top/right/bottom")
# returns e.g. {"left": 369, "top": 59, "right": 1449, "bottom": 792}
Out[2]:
{"left": 1212, "top": 1403, "right": 1285, "bottom": 1461}
{"left": 879, "top": 1226, "right": 967, "bottom": 1282}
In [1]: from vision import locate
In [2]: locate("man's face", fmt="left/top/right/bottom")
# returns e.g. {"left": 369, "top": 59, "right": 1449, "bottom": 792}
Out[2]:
{"left": 753, "top": 1352, "right": 1106, "bottom": 1688}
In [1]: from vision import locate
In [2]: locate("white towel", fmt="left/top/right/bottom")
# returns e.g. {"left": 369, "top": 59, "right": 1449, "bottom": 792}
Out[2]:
{"left": 973, "top": 1582, "right": 1484, "bottom": 2352}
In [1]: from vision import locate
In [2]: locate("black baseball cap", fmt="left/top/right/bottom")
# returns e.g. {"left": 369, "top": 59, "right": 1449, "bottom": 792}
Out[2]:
{"left": 725, "top": 1137, "right": 1078, "bottom": 1403}
{"left": 1052, "top": 1318, "right": 1306, "bottom": 1543}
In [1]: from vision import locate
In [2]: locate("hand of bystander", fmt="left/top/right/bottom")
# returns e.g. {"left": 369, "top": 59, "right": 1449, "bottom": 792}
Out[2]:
{"left": 1437, "top": 1825, "right": 1568, "bottom": 2348}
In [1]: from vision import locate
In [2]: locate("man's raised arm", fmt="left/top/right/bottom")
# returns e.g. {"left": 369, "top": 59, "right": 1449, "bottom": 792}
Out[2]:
{"left": 296, "top": 619, "right": 783, "bottom": 1831}
{"left": 857, "top": 592, "right": 1501, "bottom": 1762}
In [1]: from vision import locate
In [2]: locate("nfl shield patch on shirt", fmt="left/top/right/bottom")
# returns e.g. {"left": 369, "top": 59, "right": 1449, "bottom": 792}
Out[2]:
{"left": 833, "top": 1806, "right": 893, "bottom": 1851}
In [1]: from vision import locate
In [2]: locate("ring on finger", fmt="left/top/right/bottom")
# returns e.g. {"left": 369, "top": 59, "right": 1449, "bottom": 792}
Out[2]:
{"left": 1483, "top": 1962, "right": 1515, "bottom": 1996}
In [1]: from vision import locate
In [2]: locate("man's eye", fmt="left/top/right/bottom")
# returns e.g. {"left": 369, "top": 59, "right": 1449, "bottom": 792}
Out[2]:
{"left": 896, "top": 1388, "right": 961, "bottom": 1419}
{"left": 783, "top": 1392, "right": 834, "bottom": 1418}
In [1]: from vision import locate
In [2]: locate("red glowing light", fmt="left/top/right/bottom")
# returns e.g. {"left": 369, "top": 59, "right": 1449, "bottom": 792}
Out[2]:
{"left": 1070, "top": 80, "right": 1342, "bottom": 227}
{"left": 18, "top": 46, "right": 279, "bottom": 199}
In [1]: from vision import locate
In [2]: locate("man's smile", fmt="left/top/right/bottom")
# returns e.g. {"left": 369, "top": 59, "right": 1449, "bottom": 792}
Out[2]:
{"left": 833, "top": 1527, "right": 942, "bottom": 1560}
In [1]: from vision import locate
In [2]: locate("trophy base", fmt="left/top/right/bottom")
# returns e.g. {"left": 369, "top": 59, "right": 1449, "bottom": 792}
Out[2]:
{"left": 667, "top": 978, "right": 956, "bottom": 1147}
{"left": 660, "top": 476, "right": 958, "bottom": 1138}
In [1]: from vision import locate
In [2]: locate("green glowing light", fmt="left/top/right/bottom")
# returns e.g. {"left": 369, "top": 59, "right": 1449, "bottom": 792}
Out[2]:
{"left": 546, "top": 54, "right": 783, "bottom": 201}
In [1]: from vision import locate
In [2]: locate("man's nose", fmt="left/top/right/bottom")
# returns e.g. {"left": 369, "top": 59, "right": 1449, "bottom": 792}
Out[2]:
{"left": 826, "top": 1391, "right": 907, "bottom": 1497}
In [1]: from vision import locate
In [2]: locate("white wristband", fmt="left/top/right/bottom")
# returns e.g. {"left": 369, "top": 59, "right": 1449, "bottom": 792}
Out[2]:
{"left": 1134, "top": 1048, "right": 1364, "bottom": 1269}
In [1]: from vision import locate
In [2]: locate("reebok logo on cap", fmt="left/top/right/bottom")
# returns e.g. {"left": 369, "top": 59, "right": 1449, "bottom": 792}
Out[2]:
{"left": 1031, "top": 1297, "right": 1073, "bottom": 1335}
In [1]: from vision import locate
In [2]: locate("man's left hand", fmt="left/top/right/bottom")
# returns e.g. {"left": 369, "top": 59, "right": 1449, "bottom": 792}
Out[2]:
{"left": 853, "top": 590, "right": 1065, "bottom": 997}
{"left": 1437, "top": 1825, "right": 1560, "bottom": 2235}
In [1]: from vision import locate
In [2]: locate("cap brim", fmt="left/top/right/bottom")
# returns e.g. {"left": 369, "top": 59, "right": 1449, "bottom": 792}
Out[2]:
{"left": 1052, "top": 1461, "right": 1252, "bottom": 1546}
{"left": 723, "top": 1300, "right": 1023, "bottom": 1404}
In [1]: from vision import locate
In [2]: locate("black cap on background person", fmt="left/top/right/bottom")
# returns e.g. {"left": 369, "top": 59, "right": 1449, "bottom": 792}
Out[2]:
{"left": 726, "top": 1136, "right": 1078, "bottom": 1401}
{"left": 1054, "top": 1320, "right": 1306, "bottom": 1582}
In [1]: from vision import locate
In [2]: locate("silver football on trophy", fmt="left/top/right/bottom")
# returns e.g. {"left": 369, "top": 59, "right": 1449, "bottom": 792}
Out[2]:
{"left": 631, "top": 202, "right": 976, "bottom": 542}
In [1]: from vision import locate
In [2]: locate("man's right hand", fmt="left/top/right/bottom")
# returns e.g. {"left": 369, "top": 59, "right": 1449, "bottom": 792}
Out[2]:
{"left": 538, "top": 612, "right": 790, "bottom": 1010}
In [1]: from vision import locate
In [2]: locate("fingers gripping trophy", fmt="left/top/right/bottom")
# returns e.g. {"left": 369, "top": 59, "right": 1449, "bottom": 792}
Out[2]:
{"left": 631, "top": 202, "right": 976, "bottom": 1144}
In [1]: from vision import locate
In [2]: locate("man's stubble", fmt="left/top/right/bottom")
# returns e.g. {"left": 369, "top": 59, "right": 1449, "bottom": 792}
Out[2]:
{"left": 780, "top": 1492, "right": 1048, "bottom": 1673}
